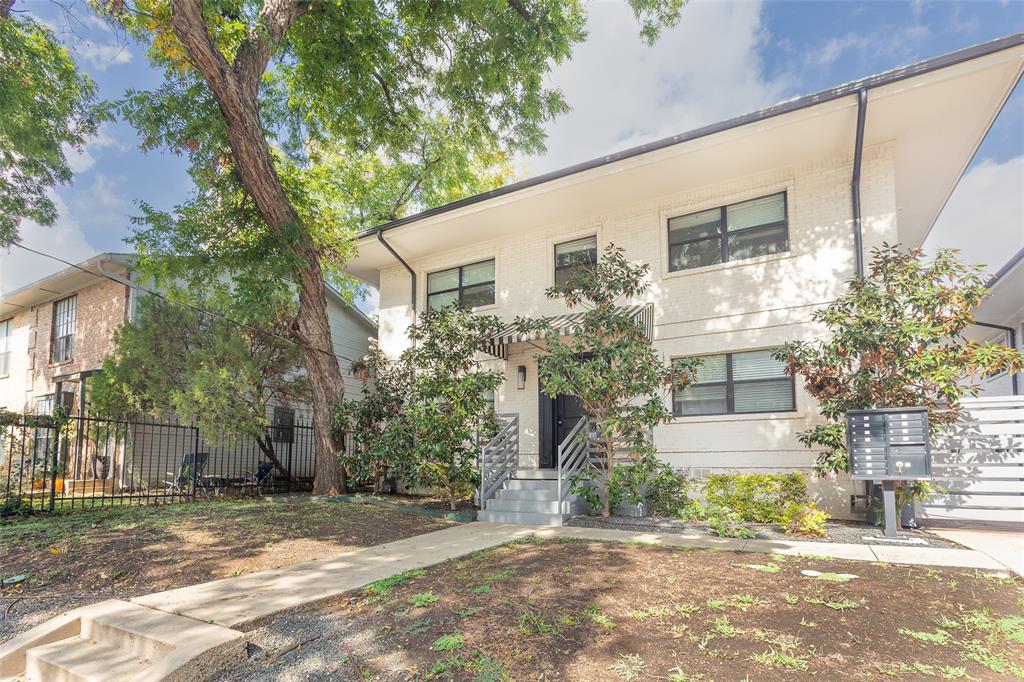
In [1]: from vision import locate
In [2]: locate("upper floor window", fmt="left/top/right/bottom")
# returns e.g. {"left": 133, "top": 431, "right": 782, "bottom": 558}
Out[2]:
{"left": 427, "top": 260, "right": 495, "bottom": 310}
{"left": 554, "top": 236, "right": 597, "bottom": 286}
{"left": 272, "top": 406, "right": 296, "bottom": 443}
{"left": 51, "top": 295, "right": 77, "bottom": 363}
{"left": 668, "top": 192, "right": 788, "bottom": 272}
{"left": 0, "top": 319, "right": 11, "bottom": 378}
{"left": 673, "top": 349, "right": 794, "bottom": 416}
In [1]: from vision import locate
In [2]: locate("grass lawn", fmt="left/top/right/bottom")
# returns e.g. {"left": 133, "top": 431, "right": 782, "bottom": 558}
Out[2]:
{"left": 0, "top": 496, "right": 454, "bottom": 640}
{"left": 320, "top": 538, "right": 1024, "bottom": 681}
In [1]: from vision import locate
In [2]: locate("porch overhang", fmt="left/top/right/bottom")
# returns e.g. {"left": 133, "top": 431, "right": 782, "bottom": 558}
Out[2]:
{"left": 482, "top": 303, "right": 655, "bottom": 360}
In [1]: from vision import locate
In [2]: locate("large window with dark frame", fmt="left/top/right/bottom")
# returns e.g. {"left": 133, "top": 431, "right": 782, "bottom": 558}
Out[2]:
{"left": 51, "top": 295, "right": 77, "bottom": 363}
{"left": 554, "top": 235, "right": 597, "bottom": 286}
{"left": 673, "top": 349, "right": 795, "bottom": 416}
{"left": 668, "top": 192, "right": 788, "bottom": 272}
{"left": 0, "top": 319, "right": 11, "bottom": 378}
{"left": 427, "top": 260, "right": 496, "bottom": 310}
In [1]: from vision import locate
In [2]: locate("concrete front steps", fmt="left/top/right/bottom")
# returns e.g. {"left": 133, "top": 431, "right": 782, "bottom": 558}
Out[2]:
{"left": 0, "top": 599, "right": 245, "bottom": 682}
{"left": 478, "top": 468, "right": 587, "bottom": 526}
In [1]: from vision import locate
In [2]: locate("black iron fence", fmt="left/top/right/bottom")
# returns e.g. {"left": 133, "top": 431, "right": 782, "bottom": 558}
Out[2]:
{"left": 1, "top": 413, "right": 325, "bottom": 513}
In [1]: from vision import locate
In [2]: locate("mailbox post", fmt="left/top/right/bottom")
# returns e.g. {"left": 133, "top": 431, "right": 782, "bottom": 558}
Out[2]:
{"left": 846, "top": 407, "right": 931, "bottom": 538}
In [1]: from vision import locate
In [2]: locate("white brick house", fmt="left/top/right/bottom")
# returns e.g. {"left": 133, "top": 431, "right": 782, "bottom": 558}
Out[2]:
{"left": 345, "top": 36, "right": 1024, "bottom": 523}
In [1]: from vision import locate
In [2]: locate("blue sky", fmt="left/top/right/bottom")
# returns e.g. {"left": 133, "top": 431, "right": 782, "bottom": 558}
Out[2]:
{"left": 2, "top": 0, "right": 1022, "bottom": 311}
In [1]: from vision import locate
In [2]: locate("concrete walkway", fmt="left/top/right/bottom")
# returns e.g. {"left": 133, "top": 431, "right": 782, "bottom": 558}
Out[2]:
{"left": 131, "top": 522, "right": 1010, "bottom": 630}
{"left": 929, "top": 528, "right": 1024, "bottom": 577}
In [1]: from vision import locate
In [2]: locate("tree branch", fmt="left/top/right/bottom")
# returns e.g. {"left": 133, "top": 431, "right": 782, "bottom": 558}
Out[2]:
{"left": 507, "top": 0, "right": 541, "bottom": 37}
{"left": 233, "top": 0, "right": 310, "bottom": 96}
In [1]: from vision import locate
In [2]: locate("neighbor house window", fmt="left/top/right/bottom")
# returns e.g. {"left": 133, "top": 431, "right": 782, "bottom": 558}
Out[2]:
{"left": 554, "top": 235, "right": 597, "bottom": 286}
{"left": 0, "top": 319, "right": 11, "bottom": 378}
{"left": 272, "top": 406, "right": 296, "bottom": 443}
{"left": 51, "top": 295, "right": 77, "bottom": 363}
{"left": 668, "top": 192, "right": 788, "bottom": 272}
{"left": 427, "top": 260, "right": 495, "bottom": 310}
{"left": 673, "top": 349, "right": 794, "bottom": 416}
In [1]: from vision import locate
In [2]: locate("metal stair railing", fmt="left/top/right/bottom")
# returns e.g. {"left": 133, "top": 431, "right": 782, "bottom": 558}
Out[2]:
{"left": 556, "top": 418, "right": 594, "bottom": 516}
{"left": 479, "top": 414, "right": 519, "bottom": 510}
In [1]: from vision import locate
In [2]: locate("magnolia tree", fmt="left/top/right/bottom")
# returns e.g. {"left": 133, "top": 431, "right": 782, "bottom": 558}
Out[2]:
{"left": 331, "top": 342, "right": 413, "bottom": 494}
{"left": 519, "top": 245, "right": 700, "bottom": 517}
{"left": 775, "top": 245, "right": 1023, "bottom": 476}
{"left": 403, "top": 306, "right": 504, "bottom": 511}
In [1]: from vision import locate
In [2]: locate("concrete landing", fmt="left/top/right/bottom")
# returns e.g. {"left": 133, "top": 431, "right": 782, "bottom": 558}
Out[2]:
{"left": 929, "top": 528, "right": 1024, "bottom": 576}
{"left": 133, "top": 523, "right": 535, "bottom": 628}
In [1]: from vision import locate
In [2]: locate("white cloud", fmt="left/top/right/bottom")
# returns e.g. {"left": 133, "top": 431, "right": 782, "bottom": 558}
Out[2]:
{"left": 75, "top": 40, "right": 133, "bottom": 71}
{"left": 523, "top": 0, "right": 792, "bottom": 174}
{"left": 925, "top": 155, "right": 1024, "bottom": 275}
{"left": 806, "top": 25, "right": 930, "bottom": 70}
{"left": 0, "top": 193, "right": 98, "bottom": 295}
{"left": 65, "top": 124, "right": 125, "bottom": 174}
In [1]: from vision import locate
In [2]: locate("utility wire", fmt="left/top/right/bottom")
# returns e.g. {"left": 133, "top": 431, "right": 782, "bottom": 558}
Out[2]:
{"left": 10, "top": 243, "right": 360, "bottom": 369}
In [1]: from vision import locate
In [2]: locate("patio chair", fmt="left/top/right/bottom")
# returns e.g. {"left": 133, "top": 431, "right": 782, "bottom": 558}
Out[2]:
{"left": 243, "top": 461, "right": 276, "bottom": 496}
{"left": 164, "top": 452, "right": 210, "bottom": 499}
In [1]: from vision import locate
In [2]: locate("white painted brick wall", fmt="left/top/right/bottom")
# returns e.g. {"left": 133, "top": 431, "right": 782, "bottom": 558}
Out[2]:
{"left": 376, "top": 143, "right": 899, "bottom": 516}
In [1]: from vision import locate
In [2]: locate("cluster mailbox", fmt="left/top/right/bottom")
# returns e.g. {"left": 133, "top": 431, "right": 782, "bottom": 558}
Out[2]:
{"left": 846, "top": 407, "right": 931, "bottom": 481}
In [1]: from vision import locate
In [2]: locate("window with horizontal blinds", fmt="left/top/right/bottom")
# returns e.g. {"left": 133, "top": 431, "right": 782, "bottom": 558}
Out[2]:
{"left": 668, "top": 192, "right": 788, "bottom": 272}
{"left": 673, "top": 349, "right": 794, "bottom": 416}
{"left": 554, "top": 235, "right": 597, "bottom": 286}
{"left": 427, "top": 260, "right": 496, "bottom": 310}
{"left": 0, "top": 319, "right": 10, "bottom": 377}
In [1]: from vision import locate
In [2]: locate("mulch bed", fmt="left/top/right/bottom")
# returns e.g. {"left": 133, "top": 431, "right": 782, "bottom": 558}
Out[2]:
{"left": 566, "top": 515, "right": 963, "bottom": 549}
{"left": 216, "top": 538, "right": 1023, "bottom": 681}
{"left": 0, "top": 496, "right": 453, "bottom": 643}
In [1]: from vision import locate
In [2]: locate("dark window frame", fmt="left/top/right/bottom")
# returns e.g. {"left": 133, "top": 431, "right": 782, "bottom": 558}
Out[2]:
{"left": 668, "top": 192, "right": 789, "bottom": 273}
{"left": 272, "top": 406, "right": 296, "bottom": 444}
{"left": 673, "top": 350, "right": 796, "bottom": 417}
{"left": 553, "top": 235, "right": 598, "bottom": 286}
{"left": 0, "top": 318, "right": 11, "bottom": 378}
{"left": 51, "top": 295, "right": 77, "bottom": 364}
{"left": 426, "top": 259, "right": 496, "bottom": 311}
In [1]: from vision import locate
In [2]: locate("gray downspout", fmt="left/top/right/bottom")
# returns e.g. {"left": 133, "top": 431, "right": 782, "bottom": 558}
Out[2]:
{"left": 974, "top": 321, "right": 1020, "bottom": 395}
{"left": 377, "top": 231, "right": 416, "bottom": 313}
{"left": 851, "top": 88, "right": 868, "bottom": 278}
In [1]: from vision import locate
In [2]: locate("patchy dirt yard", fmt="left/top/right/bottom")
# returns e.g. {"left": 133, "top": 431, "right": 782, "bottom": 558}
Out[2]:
{"left": 0, "top": 496, "right": 453, "bottom": 641}
{"left": 217, "top": 538, "right": 1024, "bottom": 681}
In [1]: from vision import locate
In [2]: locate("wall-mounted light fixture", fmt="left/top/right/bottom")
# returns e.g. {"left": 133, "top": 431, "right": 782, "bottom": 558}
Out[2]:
{"left": 517, "top": 365, "right": 526, "bottom": 390}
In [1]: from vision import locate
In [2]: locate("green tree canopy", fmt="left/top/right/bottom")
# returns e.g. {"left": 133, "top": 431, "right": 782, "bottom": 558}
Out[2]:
{"left": 0, "top": 7, "right": 109, "bottom": 245}
{"left": 775, "top": 245, "right": 1023, "bottom": 475}
{"left": 95, "top": 0, "right": 686, "bottom": 494}
{"left": 90, "top": 284, "right": 308, "bottom": 478}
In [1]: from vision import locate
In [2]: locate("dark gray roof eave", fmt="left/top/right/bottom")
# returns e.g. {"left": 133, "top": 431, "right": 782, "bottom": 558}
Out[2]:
{"left": 358, "top": 32, "right": 1024, "bottom": 240}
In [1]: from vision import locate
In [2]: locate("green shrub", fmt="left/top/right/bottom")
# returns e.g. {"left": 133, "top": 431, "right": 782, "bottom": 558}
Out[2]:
{"left": 703, "top": 473, "right": 808, "bottom": 523}
{"left": 705, "top": 505, "right": 756, "bottom": 539}
{"left": 647, "top": 466, "right": 702, "bottom": 519}
{"left": 780, "top": 501, "right": 829, "bottom": 537}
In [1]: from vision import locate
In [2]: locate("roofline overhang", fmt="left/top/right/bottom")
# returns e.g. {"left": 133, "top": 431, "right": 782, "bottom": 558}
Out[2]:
{"left": 0, "top": 252, "right": 134, "bottom": 303}
{"left": 356, "top": 32, "right": 1024, "bottom": 242}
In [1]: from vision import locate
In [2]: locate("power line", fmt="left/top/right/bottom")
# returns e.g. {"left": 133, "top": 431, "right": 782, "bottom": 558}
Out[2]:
{"left": 10, "top": 243, "right": 359, "bottom": 369}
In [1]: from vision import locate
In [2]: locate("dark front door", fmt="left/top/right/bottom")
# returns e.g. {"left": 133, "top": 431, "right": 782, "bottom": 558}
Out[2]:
{"left": 539, "top": 391, "right": 585, "bottom": 469}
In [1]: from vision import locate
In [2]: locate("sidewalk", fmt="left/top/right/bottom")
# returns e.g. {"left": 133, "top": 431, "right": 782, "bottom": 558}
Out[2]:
{"left": 132, "top": 522, "right": 1010, "bottom": 629}
{"left": 929, "top": 528, "right": 1024, "bottom": 576}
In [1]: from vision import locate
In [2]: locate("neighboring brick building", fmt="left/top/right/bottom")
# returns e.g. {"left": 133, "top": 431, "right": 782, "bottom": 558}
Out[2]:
{"left": 0, "top": 254, "right": 134, "bottom": 416}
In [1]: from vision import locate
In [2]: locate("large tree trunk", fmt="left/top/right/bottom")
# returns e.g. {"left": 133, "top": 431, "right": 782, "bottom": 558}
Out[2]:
{"left": 169, "top": 0, "right": 347, "bottom": 494}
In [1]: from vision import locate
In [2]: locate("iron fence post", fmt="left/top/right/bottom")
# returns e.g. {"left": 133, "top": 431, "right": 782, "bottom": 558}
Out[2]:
{"left": 192, "top": 425, "right": 200, "bottom": 502}
{"left": 48, "top": 420, "right": 61, "bottom": 513}
{"left": 287, "top": 436, "right": 294, "bottom": 494}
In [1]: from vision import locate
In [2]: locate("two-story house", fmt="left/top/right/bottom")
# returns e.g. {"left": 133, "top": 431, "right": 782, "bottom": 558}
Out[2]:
{"left": 345, "top": 35, "right": 1024, "bottom": 524}
{"left": 0, "top": 252, "right": 376, "bottom": 427}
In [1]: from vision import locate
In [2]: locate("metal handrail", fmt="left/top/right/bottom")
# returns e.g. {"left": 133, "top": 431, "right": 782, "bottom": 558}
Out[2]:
{"left": 479, "top": 414, "right": 519, "bottom": 508}
{"left": 557, "top": 418, "right": 593, "bottom": 507}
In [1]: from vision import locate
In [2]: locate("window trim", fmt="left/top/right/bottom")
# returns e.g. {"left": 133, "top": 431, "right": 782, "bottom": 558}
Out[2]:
{"left": 672, "top": 350, "right": 796, "bottom": 417}
{"left": 426, "top": 258, "right": 497, "bottom": 311}
{"left": 553, "top": 234, "right": 598, "bottom": 287}
{"left": 667, "top": 192, "right": 789, "bottom": 273}
{"left": 0, "top": 318, "right": 11, "bottom": 378}
{"left": 50, "top": 295, "right": 77, "bottom": 364}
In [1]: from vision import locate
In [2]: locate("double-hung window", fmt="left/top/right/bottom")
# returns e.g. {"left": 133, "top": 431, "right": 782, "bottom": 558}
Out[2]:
{"left": 668, "top": 192, "right": 788, "bottom": 272}
{"left": 673, "top": 349, "right": 794, "bottom": 416}
{"left": 272, "top": 406, "right": 296, "bottom": 443}
{"left": 554, "top": 236, "right": 597, "bottom": 286}
{"left": 0, "top": 319, "right": 11, "bottom": 378}
{"left": 51, "top": 295, "right": 76, "bottom": 363}
{"left": 427, "top": 260, "right": 495, "bottom": 310}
